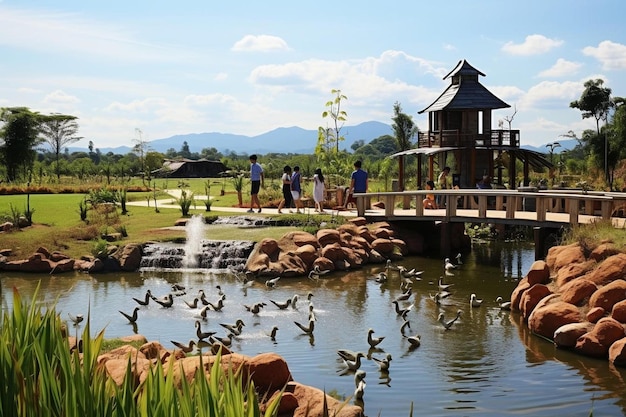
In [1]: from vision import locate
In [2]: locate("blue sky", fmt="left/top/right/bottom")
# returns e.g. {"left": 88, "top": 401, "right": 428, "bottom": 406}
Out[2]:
{"left": 1, "top": 0, "right": 625, "bottom": 150}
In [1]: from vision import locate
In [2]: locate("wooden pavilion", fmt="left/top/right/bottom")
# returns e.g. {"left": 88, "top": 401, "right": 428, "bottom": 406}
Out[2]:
{"left": 392, "top": 59, "right": 552, "bottom": 190}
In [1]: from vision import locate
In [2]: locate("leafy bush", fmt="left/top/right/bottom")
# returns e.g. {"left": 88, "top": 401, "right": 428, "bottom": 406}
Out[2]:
{"left": 91, "top": 239, "right": 109, "bottom": 259}
{"left": 87, "top": 188, "right": 118, "bottom": 206}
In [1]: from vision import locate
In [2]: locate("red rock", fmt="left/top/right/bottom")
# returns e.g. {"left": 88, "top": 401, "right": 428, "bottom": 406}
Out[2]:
{"left": 337, "top": 224, "right": 360, "bottom": 236}
{"left": 527, "top": 260, "right": 550, "bottom": 285}
{"left": 528, "top": 301, "right": 582, "bottom": 340}
{"left": 49, "top": 251, "right": 70, "bottom": 262}
{"left": 587, "top": 307, "right": 606, "bottom": 323}
{"left": 50, "top": 258, "right": 75, "bottom": 274}
{"left": 174, "top": 218, "right": 188, "bottom": 226}
{"left": 295, "top": 244, "right": 318, "bottom": 267}
{"left": 510, "top": 278, "right": 531, "bottom": 312}
{"left": 586, "top": 254, "right": 626, "bottom": 286}
{"left": 546, "top": 244, "right": 585, "bottom": 271}
{"left": 521, "top": 284, "right": 552, "bottom": 319}
{"left": 609, "top": 337, "right": 626, "bottom": 366}
{"left": 590, "top": 243, "right": 621, "bottom": 262}
{"left": 348, "top": 217, "right": 367, "bottom": 227}
{"left": 312, "top": 257, "right": 334, "bottom": 271}
{"left": 575, "top": 317, "right": 625, "bottom": 358}
{"left": 116, "top": 244, "right": 142, "bottom": 271}
{"left": 320, "top": 243, "right": 344, "bottom": 262}
{"left": 554, "top": 322, "right": 594, "bottom": 348}
{"left": 372, "top": 228, "right": 391, "bottom": 239}
{"left": 140, "top": 341, "right": 167, "bottom": 360}
{"left": 611, "top": 299, "right": 626, "bottom": 323}
{"left": 291, "top": 231, "right": 319, "bottom": 248}
{"left": 555, "top": 260, "right": 596, "bottom": 288}
{"left": 316, "top": 229, "right": 341, "bottom": 247}
{"left": 290, "top": 382, "right": 364, "bottom": 417}
{"left": 391, "top": 238, "right": 408, "bottom": 256}
{"left": 560, "top": 278, "right": 597, "bottom": 305}
{"left": 248, "top": 352, "right": 293, "bottom": 394}
{"left": 258, "top": 238, "right": 279, "bottom": 257}
{"left": 589, "top": 279, "right": 626, "bottom": 311}
{"left": 357, "top": 226, "right": 375, "bottom": 243}
{"left": 371, "top": 238, "right": 394, "bottom": 255}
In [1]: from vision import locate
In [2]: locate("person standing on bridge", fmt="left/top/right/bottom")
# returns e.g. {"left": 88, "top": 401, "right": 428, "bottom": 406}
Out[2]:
{"left": 347, "top": 160, "right": 368, "bottom": 209}
{"left": 437, "top": 166, "right": 451, "bottom": 207}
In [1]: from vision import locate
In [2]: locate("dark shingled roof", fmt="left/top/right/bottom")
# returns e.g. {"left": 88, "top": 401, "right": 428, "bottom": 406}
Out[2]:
{"left": 418, "top": 60, "right": 510, "bottom": 113}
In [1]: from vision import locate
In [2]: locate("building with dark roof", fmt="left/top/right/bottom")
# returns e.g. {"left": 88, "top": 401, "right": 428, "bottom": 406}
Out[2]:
{"left": 152, "top": 158, "right": 229, "bottom": 178}
{"left": 392, "top": 59, "right": 551, "bottom": 190}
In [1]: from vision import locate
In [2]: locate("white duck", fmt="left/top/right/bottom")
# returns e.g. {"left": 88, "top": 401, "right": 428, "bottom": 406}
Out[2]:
{"left": 496, "top": 296, "right": 512, "bottom": 310}
{"left": 438, "top": 310, "right": 462, "bottom": 330}
{"left": 367, "top": 328, "right": 385, "bottom": 348}
{"left": 470, "top": 293, "right": 483, "bottom": 308}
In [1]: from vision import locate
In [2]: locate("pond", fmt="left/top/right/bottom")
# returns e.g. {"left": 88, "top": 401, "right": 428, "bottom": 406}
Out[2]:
{"left": 2, "top": 241, "right": 626, "bottom": 416}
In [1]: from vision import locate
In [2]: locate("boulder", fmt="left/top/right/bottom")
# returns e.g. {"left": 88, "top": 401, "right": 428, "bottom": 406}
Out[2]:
{"left": 546, "top": 243, "right": 585, "bottom": 271}
{"left": 320, "top": 243, "right": 345, "bottom": 263}
{"left": 521, "top": 284, "right": 552, "bottom": 319}
{"left": 528, "top": 301, "right": 582, "bottom": 340}
{"left": 50, "top": 258, "right": 75, "bottom": 274}
{"left": 611, "top": 299, "right": 626, "bottom": 323}
{"left": 49, "top": 251, "right": 70, "bottom": 262}
{"left": 391, "top": 238, "right": 408, "bottom": 256}
{"left": 348, "top": 217, "right": 367, "bottom": 227}
{"left": 277, "top": 253, "right": 307, "bottom": 276}
{"left": 258, "top": 238, "right": 280, "bottom": 258}
{"left": 575, "top": 317, "right": 626, "bottom": 358}
{"left": 294, "top": 244, "right": 318, "bottom": 268}
{"left": 527, "top": 260, "right": 550, "bottom": 285}
{"left": 589, "top": 279, "right": 626, "bottom": 311}
{"left": 555, "top": 260, "right": 597, "bottom": 288}
{"left": 590, "top": 243, "right": 621, "bottom": 262}
{"left": 560, "top": 278, "right": 597, "bottom": 305}
{"left": 290, "top": 382, "right": 364, "bottom": 417}
{"left": 312, "top": 257, "right": 334, "bottom": 271}
{"left": 372, "top": 228, "right": 392, "bottom": 239}
{"left": 554, "top": 322, "right": 595, "bottom": 348}
{"left": 587, "top": 307, "right": 606, "bottom": 323}
{"left": 609, "top": 338, "right": 626, "bottom": 367}
{"left": 371, "top": 238, "right": 394, "bottom": 255}
{"left": 357, "top": 226, "right": 376, "bottom": 243}
{"left": 246, "top": 253, "right": 271, "bottom": 274}
{"left": 139, "top": 341, "right": 167, "bottom": 360}
{"left": 586, "top": 253, "right": 626, "bottom": 286}
{"left": 510, "top": 278, "right": 531, "bottom": 312}
{"left": 316, "top": 229, "right": 341, "bottom": 247}
{"left": 248, "top": 352, "right": 293, "bottom": 394}
{"left": 291, "top": 231, "right": 319, "bottom": 248}
{"left": 116, "top": 244, "right": 143, "bottom": 272}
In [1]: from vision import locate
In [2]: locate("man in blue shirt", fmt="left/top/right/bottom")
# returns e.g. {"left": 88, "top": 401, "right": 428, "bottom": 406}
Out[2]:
{"left": 248, "top": 154, "right": 264, "bottom": 213}
{"left": 347, "top": 160, "right": 368, "bottom": 207}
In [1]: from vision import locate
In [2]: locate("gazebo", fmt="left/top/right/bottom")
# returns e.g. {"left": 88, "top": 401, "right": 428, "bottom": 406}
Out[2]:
{"left": 392, "top": 59, "right": 552, "bottom": 190}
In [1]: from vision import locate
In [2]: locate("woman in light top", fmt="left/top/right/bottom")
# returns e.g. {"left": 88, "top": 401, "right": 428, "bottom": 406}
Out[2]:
{"left": 277, "top": 165, "right": 293, "bottom": 214}
{"left": 313, "top": 168, "right": 326, "bottom": 213}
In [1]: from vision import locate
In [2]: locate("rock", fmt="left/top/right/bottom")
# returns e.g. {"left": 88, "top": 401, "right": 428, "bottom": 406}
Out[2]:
{"left": 590, "top": 243, "right": 621, "bottom": 262}
{"left": 0, "top": 248, "right": 11, "bottom": 256}
{"left": 357, "top": 226, "right": 376, "bottom": 243}
{"left": 174, "top": 218, "right": 188, "bottom": 226}
{"left": 19, "top": 253, "right": 55, "bottom": 273}
{"left": 371, "top": 201, "right": 385, "bottom": 209}
{"left": 589, "top": 279, "right": 626, "bottom": 311}
{"left": 337, "top": 224, "right": 360, "bottom": 236}
{"left": 527, "top": 260, "right": 550, "bottom": 285}
{"left": 520, "top": 284, "right": 552, "bottom": 319}
{"left": 116, "top": 244, "right": 143, "bottom": 271}
{"left": 248, "top": 352, "right": 293, "bottom": 394}
{"left": 50, "top": 258, "right": 75, "bottom": 274}
{"left": 103, "top": 357, "right": 152, "bottom": 386}
{"left": 560, "top": 278, "right": 597, "bottom": 305}
{"left": 1, "top": 222, "right": 13, "bottom": 232}
{"left": 312, "top": 257, "right": 334, "bottom": 271}
{"left": 49, "top": 251, "right": 70, "bottom": 262}
{"left": 609, "top": 338, "right": 626, "bottom": 367}
{"left": 348, "top": 217, "right": 367, "bottom": 227}
{"left": 320, "top": 243, "right": 345, "bottom": 263}
{"left": 510, "top": 278, "right": 530, "bottom": 312}
{"left": 528, "top": 301, "right": 582, "bottom": 340}
{"left": 295, "top": 244, "right": 318, "bottom": 268}
{"left": 277, "top": 253, "right": 307, "bottom": 276}
{"left": 368, "top": 249, "right": 385, "bottom": 263}
{"left": 290, "top": 382, "right": 364, "bottom": 417}
{"left": 586, "top": 253, "right": 626, "bottom": 286}
{"left": 36, "top": 246, "right": 51, "bottom": 257}
{"left": 391, "top": 238, "right": 408, "bottom": 256}
{"left": 372, "top": 228, "right": 391, "bottom": 239}
{"left": 258, "top": 238, "right": 280, "bottom": 258}
{"left": 587, "top": 307, "right": 606, "bottom": 323}
{"left": 555, "top": 260, "right": 597, "bottom": 288}
{"left": 316, "top": 229, "right": 341, "bottom": 247}
{"left": 246, "top": 253, "right": 271, "bottom": 274}
{"left": 546, "top": 243, "right": 585, "bottom": 272}
{"left": 611, "top": 299, "right": 626, "bottom": 323}
{"left": 554, "top": 322, "right": 595, "bottom": 348}
{"left": 370, "top": 238, "right": 394, "bottom": 255}
{"left": 140, "top": 341, "right": 167, "bottom": 360}
{"left": 575, "top": 317, "right": 626, "bottom": 358}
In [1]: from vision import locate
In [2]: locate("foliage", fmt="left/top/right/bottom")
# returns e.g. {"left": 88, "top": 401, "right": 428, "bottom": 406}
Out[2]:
{"left": 91, "top": 239, "right": 109, "bottom": 259}
{"left": 78, "top": 197, "right": 89, "bottom": 221}
{"left": 117, "top": 187, "right": 128, "bottom": 214}
{"left": 0, "top": 287, "right": 283, "bottom": 417}
{"left": 39, "top": 113, "right": 81, "bottom": 180}
{"left": 87, "top": 188, "right": 118, "bottom": 206}
{"left": 391, "top": 102, "right": 418, "bottom": 190}
{"left": 317, "top": 89, "right": 348, "bottom": 155}
{"left": 177, "top": 189, "right": 195, "bottom": 216}
{"left": 560, "top": 219, "right": 626, "bottom": 252}
{"left": 0, "top": 107, "right": 42, "bottom": 182}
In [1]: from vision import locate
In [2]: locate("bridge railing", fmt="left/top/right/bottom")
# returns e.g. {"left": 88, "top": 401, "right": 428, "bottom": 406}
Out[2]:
{"left": 353, "top": 189, "right": 626, "bottom": 225}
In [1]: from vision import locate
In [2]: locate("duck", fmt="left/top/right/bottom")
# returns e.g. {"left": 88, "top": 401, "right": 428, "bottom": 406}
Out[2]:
{"left": 354, "top": 379, "right": 366, "bottom": 401}
{"left": 171, "top": 284, "right": 185, "bottom": 292}
{"left": 68, "top": 313, "right": 84, "bottom": 326}
{"left": 207, "top": 297, "right": 225, "bottom": 312}
{"left": 395, "top": 288, "right": 412, "bottom": 302}
{"left": 372, "top": 353, "right": 392, "bottom": 371}
{"left": 496, "top": 296, "right": 512, "bottom": 310}
{"left": 374, "top": 271, "right": 388, "bottom": 283}
{"left": 438, "top": 310, "right": 462, "bottom": 330}
{"left": 354, "top": 370, "right": 367, "bottom": 388}
{"left": 406, "top": 333, "right": 421, "bottom": 348}
{"left": 269, "top": 298, "right": 292, "bottom": 310}
{"left": 209, "top": 334, "right": 232, "bottom": 347}
{"left": 198, "top": 305, "right": 211, "bottom": 319}
{"left": 244, "top": 302, "right": 266, "bottom": 315}
{"left": 438, "top": 277, "right": 453, "bottom": 292}
{"left": 337, "top": 349, "right": 361, "bottom": 362}
{"left": 400, "top": 319, "right": 411, "bottom": 336}
{"left": 119, "top": 307, "right": 139, "bottom": 324}
{"left": 367, "top": 328, "right": 385, "bottom": 348}
{"left": 184, "top": 297, "right": 200, "bottom": 309}
{"left": 470, "top": 293, "right": 483, "bottom": 308}
{"left": 398, "top": 266, "right": 424, "bottom": 280}
{"left": 199, "top": 290, "right": 210, "bottom": 305}
{"left": 308, "top": 304, "right": 317, "bottom": 322}
{"left": 216, "top": 285, "right": 225, "bottom": 297}
{"left": 291, "top": 294, "right": 299, "bottom": 309}
{"left": 342, "top": 351, "right": 365, "bottom": 371}
{"left": 455, "top": 252, "right": 463, "bottom": 265}
{"left": 265, "top": 276, "right": 281, "bottom": 288}
{"left": 171, "top": 339, "right": 196, "bottom": 353}
{"left": 132, "top": 290, "right": 152, "bottom": 306}
{"left": 195, "top": 320, "right": 215, "bottom": 341}
{"left": 152, "top": 293, "right": 174, "bottom": 308}
{"left": 444, "top": 257, "right": 458, "bottom": 271}
{"left": 220, "top": 319, "right": 245, "bottom": 336}
{"left": 308, "top": 266, "right": 330, "bottom": 281}
{"left": 391, "top": 300, "right": 413, "bottom": 320}
{"left": 294, "top": 319, "right": 315, "bottom": 335}
{"left": 269, "top": 326, "right": 279, "bottom": 341}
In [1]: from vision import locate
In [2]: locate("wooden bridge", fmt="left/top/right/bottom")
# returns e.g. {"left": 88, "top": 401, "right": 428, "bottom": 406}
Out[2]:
{"left": 353, "top": 189, "right": 626, "bottom": 228}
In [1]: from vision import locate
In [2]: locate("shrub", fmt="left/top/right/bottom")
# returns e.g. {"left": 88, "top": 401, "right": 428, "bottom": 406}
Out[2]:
{"left": 177, "top": 189, "right": 195, "bottom": 216}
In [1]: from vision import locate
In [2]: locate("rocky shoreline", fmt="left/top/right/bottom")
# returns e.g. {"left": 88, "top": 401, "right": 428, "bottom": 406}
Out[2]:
{"left": 510, "top": 242, "right": 626, "bottom": 366}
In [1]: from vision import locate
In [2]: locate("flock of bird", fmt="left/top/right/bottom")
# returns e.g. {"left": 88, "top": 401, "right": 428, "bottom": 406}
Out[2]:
{"left": 68, "top": 252, "right": 513, "bottom": 405}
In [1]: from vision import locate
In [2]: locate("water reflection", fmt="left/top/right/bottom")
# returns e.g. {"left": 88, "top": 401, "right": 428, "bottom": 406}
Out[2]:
{"left": 2, "top": 242, "right": 626, "bottom": 416}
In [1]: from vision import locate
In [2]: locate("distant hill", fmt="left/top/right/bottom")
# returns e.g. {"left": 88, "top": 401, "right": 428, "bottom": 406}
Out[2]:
{"left": 84, "top": 121, "right": 394, "bottom": 155}
{"left": 521, "top": 139, "right": 577, "bottom": 153}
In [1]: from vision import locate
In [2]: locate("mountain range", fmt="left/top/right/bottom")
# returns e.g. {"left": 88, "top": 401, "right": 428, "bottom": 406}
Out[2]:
{"left": 77, "top": 121, "right": 576, "bottom": 156}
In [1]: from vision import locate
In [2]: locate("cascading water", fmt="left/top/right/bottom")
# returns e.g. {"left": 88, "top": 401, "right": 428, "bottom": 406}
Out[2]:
{"left": 182, "top": 215, "right": 205, "bottom": 268}
{"left": 139, "top": 216, "right": 256, "bottom": 272}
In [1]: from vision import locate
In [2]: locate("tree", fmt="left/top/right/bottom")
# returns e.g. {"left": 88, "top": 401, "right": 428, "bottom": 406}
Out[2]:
{"left": 132, "top": 128, "right": 149, "bottom": 185}
{"left": 0, "top": 107, "right": 42, "bottom": 182}
{"left": 180, "top": 141, "right": 192, "bottom": 159}
{"left": 570, "top": 79, "right": 614, "bottom": 183}
{"left": 391, "top": 102, "right": 418, "bottom": 191}
{"left": 39, "top": 113, "right": 81, "bottom": 180}
{"left": 318, "top": 89, "right": 348, "bottom": 155}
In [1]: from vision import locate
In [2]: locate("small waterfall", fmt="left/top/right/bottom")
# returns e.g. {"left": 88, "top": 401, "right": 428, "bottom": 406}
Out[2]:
{"left": 140, "top": 240, "right": 255, "bottom": 271}
{"left": 182, "top": 215, "right": 205, "bottom": 268}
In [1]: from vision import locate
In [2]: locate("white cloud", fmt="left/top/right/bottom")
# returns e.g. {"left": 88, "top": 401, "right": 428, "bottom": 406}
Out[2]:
{"left": 518, "top": 80, "right": 582, "bottom": 110}
{"left": 42, "top": 90, "right": 80, "bottom": 105}
{"left": 502, "top": 34, "right": 563, "bottom": 56}
{"left": 583, "top": 40, "right": 626, "bottom": 70}
{"left": 214, "top": 72, "right": 228, "bottom": 81}
{"left": 105, "top": 97, "right": 168, "bottom": 113}
{"left": 231, "top": 35, "right": 290, "bottom": 52}
{"left": 538, "top": 58, "right": 582, "bottom": 78}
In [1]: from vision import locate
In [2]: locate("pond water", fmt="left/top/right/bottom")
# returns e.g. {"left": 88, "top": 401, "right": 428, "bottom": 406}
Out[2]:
{"left": 2, "top": 241, "right": 626, "bottom": 416}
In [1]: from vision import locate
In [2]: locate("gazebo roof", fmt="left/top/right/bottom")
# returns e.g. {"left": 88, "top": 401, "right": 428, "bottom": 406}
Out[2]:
{"left": 418, "top": 59, "right": 510, "bottom": 114}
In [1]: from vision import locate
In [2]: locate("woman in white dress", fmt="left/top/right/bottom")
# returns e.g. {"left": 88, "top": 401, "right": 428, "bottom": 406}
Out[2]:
{"left": 313, "top": 168, "right": 325, "bottom": 213}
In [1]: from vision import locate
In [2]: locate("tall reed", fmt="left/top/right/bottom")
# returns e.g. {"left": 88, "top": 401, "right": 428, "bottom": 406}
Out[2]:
{"left": 0, "top": 287, "right": 282, "bottom": 417}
